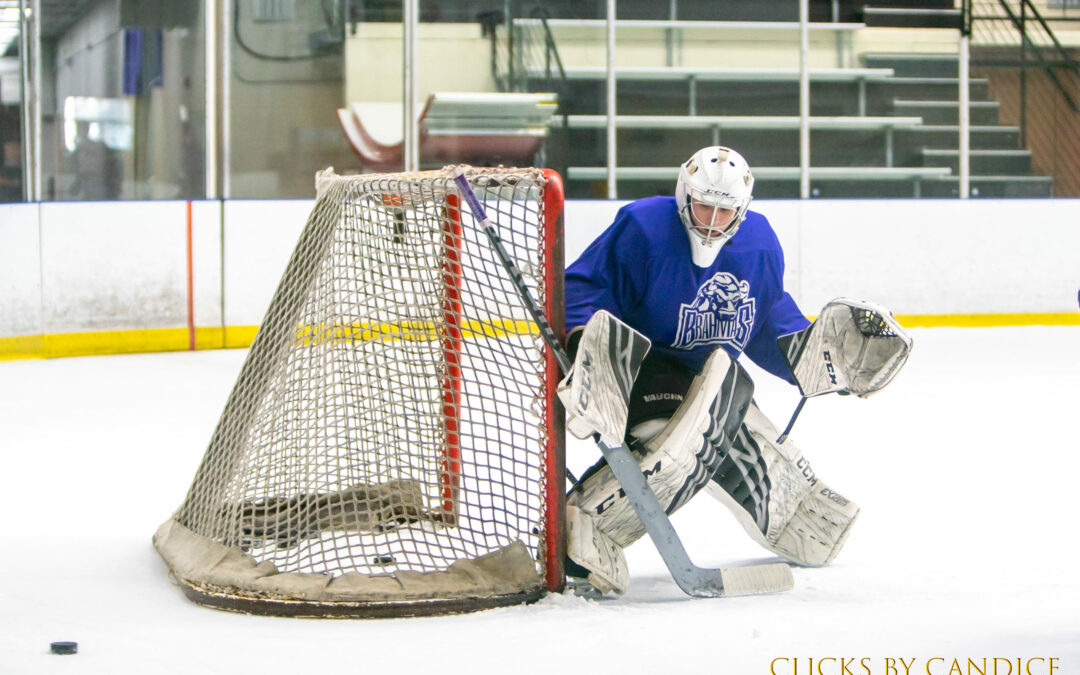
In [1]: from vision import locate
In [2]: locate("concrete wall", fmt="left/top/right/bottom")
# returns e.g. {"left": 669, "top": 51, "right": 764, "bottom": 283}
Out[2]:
{"left": 2, "top": 197, "right": 1078, "bottom": 360}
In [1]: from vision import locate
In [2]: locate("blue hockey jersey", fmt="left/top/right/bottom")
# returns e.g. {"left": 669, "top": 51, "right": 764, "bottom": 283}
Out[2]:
{"left": 565, "top": 196, "right": 810, "bottom": 384}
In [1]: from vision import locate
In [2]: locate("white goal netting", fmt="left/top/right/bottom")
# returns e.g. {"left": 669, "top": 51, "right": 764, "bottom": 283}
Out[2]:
{"left": 155, "top": 166, "right": 565, "bottom": 617}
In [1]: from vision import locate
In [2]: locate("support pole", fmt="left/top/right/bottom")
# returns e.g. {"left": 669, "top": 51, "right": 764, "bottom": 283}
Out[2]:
{"left": 20, "top": 0, "right": 41, "bottom": 201}
{"left": 606, "top": 0, "right": 617, "bottom": 199}
{"left": 204, "top": 0, "right": 217, "bottom": 199}
{"left": 1019, "top": 1, "right": 1027, "bottom": 147}
{"left": 32, "top": 0, "right": 40, "bottom": 201}
{"left": 403, "top": 0, "right": 419, "bottom": 172}
{"left": 18, "top": 0, "right": 34, "bottom": 200}
{"left": 959, "top": 1, "right": 971, "bottom": 199}
{"left": 221, "top": 0, "right": 231, "bottom": 198}
{"left": 799, "top": 0, "right": 810, "bottom": 199}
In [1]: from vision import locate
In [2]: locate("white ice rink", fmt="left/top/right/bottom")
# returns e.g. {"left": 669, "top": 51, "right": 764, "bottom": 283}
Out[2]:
{"left": 1, "top": 325, "right": 1078, "bottom": 674}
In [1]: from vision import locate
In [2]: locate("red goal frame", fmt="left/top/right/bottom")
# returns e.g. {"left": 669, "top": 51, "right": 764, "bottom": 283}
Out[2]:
{"left": 440, "top": 169, "right": 566, "bottom": 593}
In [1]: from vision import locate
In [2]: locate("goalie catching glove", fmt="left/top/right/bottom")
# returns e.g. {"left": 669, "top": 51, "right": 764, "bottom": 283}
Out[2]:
{"left": 779, "top": 298, "right": 912, "bottom": 399}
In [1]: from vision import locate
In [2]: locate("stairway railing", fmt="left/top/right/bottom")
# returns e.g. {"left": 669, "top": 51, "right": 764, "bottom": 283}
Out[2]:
{"left": 972, "top": 0, "right": 1080, "bottom": 111}
{"left": 967, "top": 0, "right": 1080, "bottom": 195}
{"left": 483, "top": 4, "right": 567, "bottom": 97}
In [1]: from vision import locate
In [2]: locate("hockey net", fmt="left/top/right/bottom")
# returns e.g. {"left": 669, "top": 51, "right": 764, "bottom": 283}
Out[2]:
{"left": 155, "top": 166, "right": 565, "bottom": 617}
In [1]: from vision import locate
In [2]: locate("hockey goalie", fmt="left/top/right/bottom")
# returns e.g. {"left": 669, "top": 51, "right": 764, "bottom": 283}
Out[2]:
{"left": 558, "top": 146, "right": 912, "bottom": 595}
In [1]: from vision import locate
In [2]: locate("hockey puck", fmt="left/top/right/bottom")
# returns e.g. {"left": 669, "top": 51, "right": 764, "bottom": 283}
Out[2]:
{"left": 372, "top": 555, "right": 395, "bottom": 565}
{"left": 49, "top": 642, "right": 78, "bottom": 655}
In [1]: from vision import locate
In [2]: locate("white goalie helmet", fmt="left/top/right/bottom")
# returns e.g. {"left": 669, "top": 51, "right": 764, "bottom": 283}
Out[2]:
{"left": 675, "top": 146, "right": 755, "bottom": 267}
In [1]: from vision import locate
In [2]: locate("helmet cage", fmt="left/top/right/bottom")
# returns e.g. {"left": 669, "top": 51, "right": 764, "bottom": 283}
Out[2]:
{"left": 675, "top": 146, "right": 754, "bottom": 265}
{"left": 684, "top": 200, "right": 740, "bottom": 248}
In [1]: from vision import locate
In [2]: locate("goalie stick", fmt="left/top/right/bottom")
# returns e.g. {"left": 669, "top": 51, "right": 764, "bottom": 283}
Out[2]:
{"left": 450, "top": 166, "right": 793, "bottom": 598}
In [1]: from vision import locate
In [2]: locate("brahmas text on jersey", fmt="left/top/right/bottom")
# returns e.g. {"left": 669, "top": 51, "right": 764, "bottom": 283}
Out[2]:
{"left": 565, "top": 196, "right": 809, "bottom": 382}
{"left": 671, "top": 271, "right": 756, "bottom": 351}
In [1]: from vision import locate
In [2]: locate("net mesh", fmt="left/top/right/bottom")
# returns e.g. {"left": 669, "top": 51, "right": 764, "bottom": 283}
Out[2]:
{"left": 157, "top": 167, "right": 563, "bottom": 613}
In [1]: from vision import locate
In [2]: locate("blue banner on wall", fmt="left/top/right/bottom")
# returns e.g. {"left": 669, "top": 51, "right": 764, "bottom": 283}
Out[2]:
{"left": 123, "top": 28, "right": 163, "bottom": 96}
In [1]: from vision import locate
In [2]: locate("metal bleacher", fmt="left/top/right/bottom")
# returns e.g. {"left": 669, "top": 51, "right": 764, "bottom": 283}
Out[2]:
{"left": 566, "top": 165, "right": 951, "bottom": 199}
{"left": 863, "top": 52, "right": 1053, "bottom": 198}
{"left": 497, "top": 8, "right": 1054, "bottom": 199}
{"left": 556, "top": 115, "right": 925, "bottom": 170}
{"left": 503, "top": 16, "right": 955, "bottom": 198}
{"left": 544, "top": 66, "right": 896, "bottom": 116}
{"left": 332, "top": 6, "right": 1054, "bottom": 199}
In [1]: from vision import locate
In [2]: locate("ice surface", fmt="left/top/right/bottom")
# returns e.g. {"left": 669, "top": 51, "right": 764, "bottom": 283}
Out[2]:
{"left": 1, "top": 326, "right": 1077, "bottom": 674}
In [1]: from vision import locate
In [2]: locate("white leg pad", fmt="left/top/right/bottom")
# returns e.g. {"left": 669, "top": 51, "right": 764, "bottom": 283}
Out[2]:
{"left": 567, "top": 349, "right": 738, "bottom": 549}
{"left": 565, "top": 504, "right": 629, "bottom": 595}
{"left": 770, "top": 477, "right": 860, "bottom": 566}
{"left": 557, "top": 310, "right": 650, "bottom": 443}
{"left": 704, "top": 403, "right": 860, "bottom": 567}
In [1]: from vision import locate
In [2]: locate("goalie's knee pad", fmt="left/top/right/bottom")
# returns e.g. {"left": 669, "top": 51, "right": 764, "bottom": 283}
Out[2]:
{"left": 565, "top": 349, "right": 754, "bottom": 589}
{"left": 704, "top": 403, "right": 860, "bottom": 566}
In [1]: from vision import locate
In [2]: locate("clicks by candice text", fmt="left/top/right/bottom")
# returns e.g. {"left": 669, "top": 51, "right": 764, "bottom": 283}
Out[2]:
{"left": 769, "top": 657, "right": 1061, "bottom": 675}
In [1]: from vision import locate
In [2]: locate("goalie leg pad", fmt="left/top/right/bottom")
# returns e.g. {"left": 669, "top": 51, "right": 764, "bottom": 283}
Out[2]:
{"left": 567, "top": 348, "right": 754, "bottom": 550}
{"left": 565, "top": 505, "right": 630, "bottom": 595}
{"left": 557, "top": 310, "right": 651, "bottom": 443}
{"left": 704, "top": 403, "right": 860, "bottom": 566}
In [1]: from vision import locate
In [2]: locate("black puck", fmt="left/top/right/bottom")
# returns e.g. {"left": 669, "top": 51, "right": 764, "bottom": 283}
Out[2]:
{"left": 372, "top": 555, "right": 395, "bottom": 565}
{"left": 50, "top": 641, "right": 78, "bottom": 655}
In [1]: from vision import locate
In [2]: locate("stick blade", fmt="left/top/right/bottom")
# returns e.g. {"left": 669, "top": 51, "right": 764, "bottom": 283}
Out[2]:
{"left": 718, "top": 562, "right": 794, "bottom": 597}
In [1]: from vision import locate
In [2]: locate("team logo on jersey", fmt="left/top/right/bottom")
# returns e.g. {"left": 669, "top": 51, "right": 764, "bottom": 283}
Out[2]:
{"left": 672, "top": 272, "right": 755, "bottom": 351}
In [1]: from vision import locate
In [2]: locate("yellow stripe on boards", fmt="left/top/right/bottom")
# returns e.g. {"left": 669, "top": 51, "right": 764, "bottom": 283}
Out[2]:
{"left": 0, "top": 327, "right": 227, "bottom": 361}
{"left": 292, "top": 319, "right": 539, "bottom": 346}
{"left": 0, "top": 334, "right": 46, "bottom": 360}
{"left": 224, "top": 326, "right": 260, "bottom": 349}
{"left": 2, "top": 313, "right": 1077, "bottom": 361}
{"left": 893, "top": 313, "right": 1080, "bottom": 328}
